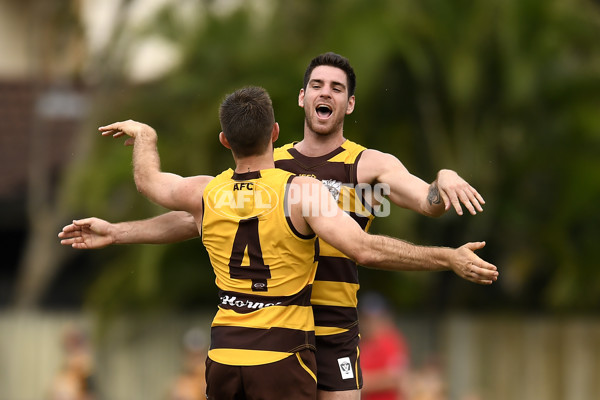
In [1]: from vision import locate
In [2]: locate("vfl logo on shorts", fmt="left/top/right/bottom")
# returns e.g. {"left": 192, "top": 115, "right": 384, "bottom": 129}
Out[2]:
{"left": 337, "top": 357, "right": 354, "bottom": 380}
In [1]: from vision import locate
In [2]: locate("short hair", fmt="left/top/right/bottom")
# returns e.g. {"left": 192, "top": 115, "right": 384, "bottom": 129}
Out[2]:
{"left": 303, "top": 52, "right": 357, "bottom": 97}
{"left": 219, "top": 86, "right": 275, "bottom": 157}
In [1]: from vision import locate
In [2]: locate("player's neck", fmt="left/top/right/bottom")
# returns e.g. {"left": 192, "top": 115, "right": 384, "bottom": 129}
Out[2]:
{"left": 233, "top": 152, "right": 275, "bottom": 174}
{"left": 295, "top": 125, "right": 346, "bottom": 156}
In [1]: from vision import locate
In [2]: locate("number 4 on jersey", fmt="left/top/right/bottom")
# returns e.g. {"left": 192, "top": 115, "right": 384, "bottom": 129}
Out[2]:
{"left": 228, "top": 217, "right": 271, "bottom": 291}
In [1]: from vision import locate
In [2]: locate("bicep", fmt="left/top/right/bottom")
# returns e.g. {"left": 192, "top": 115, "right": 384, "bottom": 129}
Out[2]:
{"left": 358, "top": 150, "right": 430, "bottom": 213}
{"left": 151, "top": 174, "right": 211, "bottom": 215}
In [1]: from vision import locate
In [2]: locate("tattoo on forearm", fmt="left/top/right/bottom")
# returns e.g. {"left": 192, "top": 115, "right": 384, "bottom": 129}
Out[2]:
{"left": 427, "top": 184, "right": 441, "bottom": 206}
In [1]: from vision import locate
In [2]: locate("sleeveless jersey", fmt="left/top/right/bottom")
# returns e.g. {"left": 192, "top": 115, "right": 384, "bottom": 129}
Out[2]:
{"left": 202, "top": 168, "right": 318, "bottom": 366}
{"left": 274, "top": 140, "right": 375, "bottom": 336}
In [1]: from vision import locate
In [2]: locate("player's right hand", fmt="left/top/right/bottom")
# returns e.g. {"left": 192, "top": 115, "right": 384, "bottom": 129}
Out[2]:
{"left": 58, "top": 217, "right": 114, "bottom": 249}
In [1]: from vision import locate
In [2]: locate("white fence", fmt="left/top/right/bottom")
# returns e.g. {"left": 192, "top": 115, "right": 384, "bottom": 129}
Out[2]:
{"left": 0, "top": 311, "right": 211, "bottom": 400}
{"left": 0, "top": 311, "right": 598, "bottom": 400}
{"left": 441, "top": 315, "right": 600, "bottom": 400}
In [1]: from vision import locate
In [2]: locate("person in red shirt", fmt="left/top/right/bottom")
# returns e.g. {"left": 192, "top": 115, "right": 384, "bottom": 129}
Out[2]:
{"left": 359, "top": 292, "right": 410, "bottom": 400}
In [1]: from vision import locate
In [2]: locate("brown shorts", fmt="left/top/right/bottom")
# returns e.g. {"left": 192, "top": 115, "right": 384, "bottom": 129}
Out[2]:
{"left": 315, "top": 326, "right": 362, "bottom": 392}
{"left": 205, "top": 349, "right": 317, "bottom": 400}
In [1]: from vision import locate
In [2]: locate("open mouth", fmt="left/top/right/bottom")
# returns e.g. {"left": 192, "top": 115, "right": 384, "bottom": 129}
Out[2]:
{"left": 316, "top": 105, "right": 332, "bottom": 119}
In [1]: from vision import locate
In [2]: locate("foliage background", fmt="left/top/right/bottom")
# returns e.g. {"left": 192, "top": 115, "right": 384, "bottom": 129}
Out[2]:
{"left": 54, "top": 0, "right": 600, "bottom": 322}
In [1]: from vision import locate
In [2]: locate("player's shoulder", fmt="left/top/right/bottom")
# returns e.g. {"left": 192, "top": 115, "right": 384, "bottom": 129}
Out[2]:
{"left": 341, "top": 139, "right": 396, "bottom": 159}
{"left": 263, "top": 167, "right": 296, "bottom": 184}
{"left": 214, "top": 168, "right": 235, "bottom": 179}
{"left": 357, "top": 148, "right": 401, "bottom": 169}
{"left": 341, "top": 139, "right": 368, "bottom": 156}
{"left": 341, "top": 139, "right": 368, "bottom": 153}
{"left": 328, "top": 139, "right": 368, "bottom": 163}
{"left": 274, "top": 142, "right": 297, "bottom": 161}
{"left": 205, "top": 169, "right": 233, "bottom": 188}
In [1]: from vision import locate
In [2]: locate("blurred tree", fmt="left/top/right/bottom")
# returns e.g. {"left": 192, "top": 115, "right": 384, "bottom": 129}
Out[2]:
{"left": 355, "top": 0, "right": 600, "bottom": 312}
{"left": 14, "top": 0, "right": 90, "bottom": 308}
{"left": 55, "top": 0, "right": 600, "bottom": 321}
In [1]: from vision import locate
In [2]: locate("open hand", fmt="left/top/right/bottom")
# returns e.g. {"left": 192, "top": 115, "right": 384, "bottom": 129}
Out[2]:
{"left": 58, "top": 218, "right": 114, "bottom": 249}
{"left": 436, "top": 169, "right": 485, "bottom": 216}
{"left": 99, "top": 119, "right": 155, "bottom": 146}
{"left": 451, "top": 241, "right": 498, "bottom": 285}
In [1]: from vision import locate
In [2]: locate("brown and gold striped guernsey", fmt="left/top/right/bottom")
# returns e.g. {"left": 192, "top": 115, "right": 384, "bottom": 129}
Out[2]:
{"left": 202, "top": 168, "right": 318, "bottom": 366}
{"left": 274, "top": 140, "right": 376, "bottom": 336}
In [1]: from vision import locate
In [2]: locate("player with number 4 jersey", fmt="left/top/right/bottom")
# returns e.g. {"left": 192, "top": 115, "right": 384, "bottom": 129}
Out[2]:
{"left": 202, "top": 168, "right": 317, "bottom": 367}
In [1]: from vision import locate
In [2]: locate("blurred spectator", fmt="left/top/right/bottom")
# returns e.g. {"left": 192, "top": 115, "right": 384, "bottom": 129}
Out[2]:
{"left": 167, "top": 327, "right": 208, "bottom": 400}
{"left": 47, "top": 324, "right": 95, "bottom": 400}
{"left": 359, "top": 292, "right": 410, "bottom": 400}
{"left": 408, "top": 357, "right": 447, "bottom": 400}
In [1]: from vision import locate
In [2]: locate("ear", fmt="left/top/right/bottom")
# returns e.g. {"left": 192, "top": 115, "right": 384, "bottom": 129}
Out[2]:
{"left": 219, "top": 132, "right": 231, "bottom": 149}
{"left": 298, "top": 89, "right": 305, "bottom": 108}
{"left": 345, "top": 95, "right": 355, "bottom": 115}
{"left": 272, "top": 123, "right": 280, "bottom": 143}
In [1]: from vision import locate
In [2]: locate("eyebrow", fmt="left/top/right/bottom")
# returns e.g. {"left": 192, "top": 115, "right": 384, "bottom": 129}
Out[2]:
{"left": 309, "top": 78, "right": 347, "bottom": 90}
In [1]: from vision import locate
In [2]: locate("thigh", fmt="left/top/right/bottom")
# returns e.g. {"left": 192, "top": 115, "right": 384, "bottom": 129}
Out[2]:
{"left": 317, "top": 389, "right": 360, "bottom": 400}
{"left": 205, "top": 358, "right": 245, "bottom": 400}
{"left": 315, "top": 327, "right": 362, "bottom": 392}
{"left": 243, "top": 349, "right": 317, "bottom": 400}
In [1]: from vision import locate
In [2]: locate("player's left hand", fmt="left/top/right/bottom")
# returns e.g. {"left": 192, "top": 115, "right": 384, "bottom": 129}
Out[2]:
{"left": 436, "top": 169, "right": 485, "bottom": 216}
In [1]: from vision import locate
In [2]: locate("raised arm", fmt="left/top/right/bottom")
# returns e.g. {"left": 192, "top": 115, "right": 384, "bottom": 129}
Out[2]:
{"left": 99, "top": 120, "right": 211, "bottom": 215}
{"left": 58, "top": 211, "right": 199, "bottom": 249}
{"left": 289, "top": 177, "right": 497, "bottom": 285}
{"left": 357, "top": 149, "right": 485, "bottom": 216}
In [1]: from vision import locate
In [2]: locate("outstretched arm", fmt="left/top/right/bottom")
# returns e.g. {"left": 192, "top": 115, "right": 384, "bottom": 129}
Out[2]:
{"left": 357, "top": 149, "right": 485, "bottom": 216}
{"left": 99, "top": 120, "right": 211, "bottom": 215}
{"left": 290, "top": 177, "right": 497, "bottom": 285}
{"left": 58, "top": 211, "right": 199, "bottom": 249}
